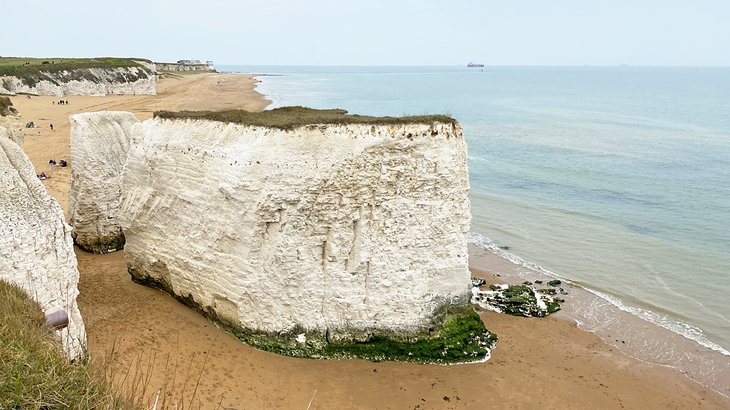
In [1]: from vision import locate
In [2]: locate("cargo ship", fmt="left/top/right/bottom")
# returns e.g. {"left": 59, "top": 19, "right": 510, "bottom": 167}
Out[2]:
{"left": 467, "top": 62, "right": 485, "bottom": 68}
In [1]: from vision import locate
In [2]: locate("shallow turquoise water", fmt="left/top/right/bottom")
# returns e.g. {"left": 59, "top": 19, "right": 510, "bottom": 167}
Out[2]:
{"left": 222, "top": 65, "right": 730, "bottom": 354}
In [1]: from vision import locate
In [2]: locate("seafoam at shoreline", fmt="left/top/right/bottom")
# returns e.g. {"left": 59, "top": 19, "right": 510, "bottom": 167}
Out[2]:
{"left": 468, "top": 233, "right": 730, "bottom": 399}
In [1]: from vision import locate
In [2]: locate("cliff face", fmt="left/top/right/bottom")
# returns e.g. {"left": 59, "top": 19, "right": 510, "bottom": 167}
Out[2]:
{"left": 119, "top": 118, "right": 471, "bottom": 346}
{"left": 69, "top": 112, "right": 139, "bottom": 253}
{"left": 0, "top": 113, "right": 24, "bottom": 147}
{"left": 0, "top": 66, "right": 156, "bottom": 96}
{"left": 0, "top": 129, "right": 86, "bottom": 359}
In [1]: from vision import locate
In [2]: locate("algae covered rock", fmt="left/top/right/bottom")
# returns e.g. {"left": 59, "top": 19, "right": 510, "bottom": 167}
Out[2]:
{"left": 472, "top": 283, "right": 561, "bottom": 317}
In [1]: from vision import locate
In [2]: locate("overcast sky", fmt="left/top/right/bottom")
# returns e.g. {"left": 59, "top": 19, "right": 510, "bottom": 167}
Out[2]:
{"left": 4, "top": 0, "right": 729, "bottom": 66}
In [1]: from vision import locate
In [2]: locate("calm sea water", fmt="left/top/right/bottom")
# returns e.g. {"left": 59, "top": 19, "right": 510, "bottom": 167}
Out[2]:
{"left": 221, "top": 65, "right": 730, "bottom": 358}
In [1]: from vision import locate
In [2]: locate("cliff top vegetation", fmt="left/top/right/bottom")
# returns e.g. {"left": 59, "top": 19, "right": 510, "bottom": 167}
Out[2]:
{"left": 0, "top": 280, "right": 133, "bottom": 409}
{"left": 0, "top": 57, "right": 152, "bottom": 87}
{"left": 154, "top": 106, "right": 456, "bottom": 130}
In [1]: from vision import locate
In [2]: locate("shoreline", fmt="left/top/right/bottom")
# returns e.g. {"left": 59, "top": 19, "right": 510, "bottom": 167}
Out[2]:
{"left": 10, "top": 72, "right": 729, "bottom": 408}
{"left": 468, "top": 240, "right": 730, "bottom": 400}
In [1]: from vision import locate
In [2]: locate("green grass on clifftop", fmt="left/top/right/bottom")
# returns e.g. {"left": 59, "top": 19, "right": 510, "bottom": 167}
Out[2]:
{"left": 0, "top": 280, "right": 133, "bottom": 409}
{"left": 0, "top": 57, "right": 152, "bottom": 87}
{"left": 153, "top": 106, "right": 456, "bottom": 130}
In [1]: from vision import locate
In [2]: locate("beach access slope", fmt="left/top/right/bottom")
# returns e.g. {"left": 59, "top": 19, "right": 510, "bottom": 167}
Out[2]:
{"left": 11, "top": 72, "right": 729, "bottom": 409}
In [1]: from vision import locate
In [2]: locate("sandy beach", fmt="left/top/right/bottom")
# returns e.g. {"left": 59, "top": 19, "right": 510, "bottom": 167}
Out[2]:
{"left": 9, "top": 72, "right": 729, "bottom": 409}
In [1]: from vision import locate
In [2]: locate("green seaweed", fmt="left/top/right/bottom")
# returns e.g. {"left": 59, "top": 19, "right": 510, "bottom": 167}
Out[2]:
{"left": 129, "top": 269, "right": 496, "bottom": 363}
{"left": 323, "top": 308, "right": 496, "bottom": 363}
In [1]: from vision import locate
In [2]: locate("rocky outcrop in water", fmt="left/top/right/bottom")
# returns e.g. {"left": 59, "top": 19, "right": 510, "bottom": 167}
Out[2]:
{"left": 0, "top": 129, "right": 86, "bottom": 359}
{"left": 0, "top": 66, "right": 156, "bottom": 96}
{"left": 69, "top": 112, "right": 139, "bottom": 253}
{"left": 471, "top": 282, "right": 561, "bottom": 317}
{"left": 116, "top": 115, "right": 476, "bottom": 360}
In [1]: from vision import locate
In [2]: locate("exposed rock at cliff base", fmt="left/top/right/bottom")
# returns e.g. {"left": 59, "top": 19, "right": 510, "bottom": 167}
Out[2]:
{"left": 69, "top": 112, "right": 139, "bottom": 253}
{"left": 0, "top": 66, "right": 156, "bottom": 96}
{"left": 117, "top": 115, "right": 476, "bottom": 361}
{"left": 0, "top": 130, "right": 86, "bottom": 359}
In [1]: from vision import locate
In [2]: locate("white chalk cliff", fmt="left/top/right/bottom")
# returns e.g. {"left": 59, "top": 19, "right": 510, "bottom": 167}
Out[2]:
{"left": 0, "top": 66, "right": 156, "bottom": 96}
{"left": 0, "top": 114, "right": 24, "bottom": 147}
{"left": 119, "top": 117, "right": 471, "bottom": 344}
{"left": 0, "top": 129, "right": 86, "bottom": 359}
{"left": 69, "top": 112, "right": 139, "bottom": 253}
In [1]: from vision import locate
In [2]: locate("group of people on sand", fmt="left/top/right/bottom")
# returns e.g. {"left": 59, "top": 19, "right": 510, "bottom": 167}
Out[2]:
{"left": 54, "top": 99, "right": 70, "bottom": 105}
{"left": 38, "top": 159, "right": 68, "bottom": 180}
{"left": 48, "top": 159, "right": 67, "bottom": 167}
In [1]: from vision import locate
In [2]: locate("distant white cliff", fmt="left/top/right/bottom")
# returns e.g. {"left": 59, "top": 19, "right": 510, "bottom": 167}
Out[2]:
{"left": 69, "top": 112, "right": 139, "bottom": 253}
{"left": 117, "top": 117, "right": 472, "bottom": 346}
{"left": 0, "top": 127, "right": 86, "bottom": 359}
{"left": 0, "top": 66, "right": 156, "bottom": 96}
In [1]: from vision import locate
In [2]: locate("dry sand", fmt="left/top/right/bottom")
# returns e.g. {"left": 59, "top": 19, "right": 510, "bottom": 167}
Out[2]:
{"left": 10, "top": 72, "right": 729, "bottom": 409}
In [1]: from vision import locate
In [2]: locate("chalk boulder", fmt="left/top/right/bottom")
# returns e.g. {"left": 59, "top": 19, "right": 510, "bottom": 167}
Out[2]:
{"left": 69, "top": 111, "right": 139, "bottom": 253}
{"left": 0, "top": 130, "right": 86, "bottom": 359}
{"left": 119, "top": 116, "right": 473, "bottom": 354}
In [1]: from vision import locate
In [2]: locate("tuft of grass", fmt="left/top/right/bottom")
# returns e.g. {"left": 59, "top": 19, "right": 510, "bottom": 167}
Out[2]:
{"left": 153, "top": 106, "right": 456, "bottom": 130}
{"left": 0, "top": 280, "right": 135, "bottom": 409}
{"left": 0, "top": 96, "right": 16, "bottom": 116}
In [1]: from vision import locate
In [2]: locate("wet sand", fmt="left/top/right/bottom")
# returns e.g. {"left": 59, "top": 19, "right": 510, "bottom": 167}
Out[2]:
{"left": 10, "top": 72, "right": 729, "bottom": 409}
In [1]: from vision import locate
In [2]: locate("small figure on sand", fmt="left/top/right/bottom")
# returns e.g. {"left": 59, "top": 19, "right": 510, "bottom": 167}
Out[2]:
{"left": 38, "top": 172, "right": 48, "bottom": 180}
{"left": 59, "top": 160, "right": 67, "bottom": 167}
{"left": 49, "top": 159, "right": 57, "bottom": 166}
{"left": 50, "top": 123, "right": 54, "bottom": 131}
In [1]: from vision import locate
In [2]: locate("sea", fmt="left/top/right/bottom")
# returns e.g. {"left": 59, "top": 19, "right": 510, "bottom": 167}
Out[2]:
{"left": 220, "top": 65, "right": 730, "bottom": 395}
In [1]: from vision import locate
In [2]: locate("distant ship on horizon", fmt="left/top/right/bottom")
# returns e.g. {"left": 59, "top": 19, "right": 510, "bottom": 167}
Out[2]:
{"left": 467, "top": 62, "right": 485, "bottom": 68}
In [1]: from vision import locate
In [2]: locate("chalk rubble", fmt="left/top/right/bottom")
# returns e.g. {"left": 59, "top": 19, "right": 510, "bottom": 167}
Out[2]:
{"left": 69, "top": 112, "right": 139, "bottom": 253}
{"left": 0, "top": 128, "right": 86, "bottom": 359}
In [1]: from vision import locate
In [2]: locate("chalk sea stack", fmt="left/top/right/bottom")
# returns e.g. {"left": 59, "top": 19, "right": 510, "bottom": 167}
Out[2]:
{"left": 76, "top": 107, "right": 492, "bottom": 362}
{"left": 69, "top": 111, "right": 139, "bottom": 253}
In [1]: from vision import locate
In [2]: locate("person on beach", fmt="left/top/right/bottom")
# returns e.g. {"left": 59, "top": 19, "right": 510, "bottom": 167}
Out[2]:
{"left": 50, "top": 123, "right": 53, "bottom": 131}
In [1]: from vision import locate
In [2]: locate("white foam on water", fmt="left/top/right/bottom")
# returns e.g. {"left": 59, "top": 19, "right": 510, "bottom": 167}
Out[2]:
{"left": 468, "top": 231, "right": 730, "bottom": 357}
{"left": 584, "top": 287, "right": 730, "bottom": 357}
